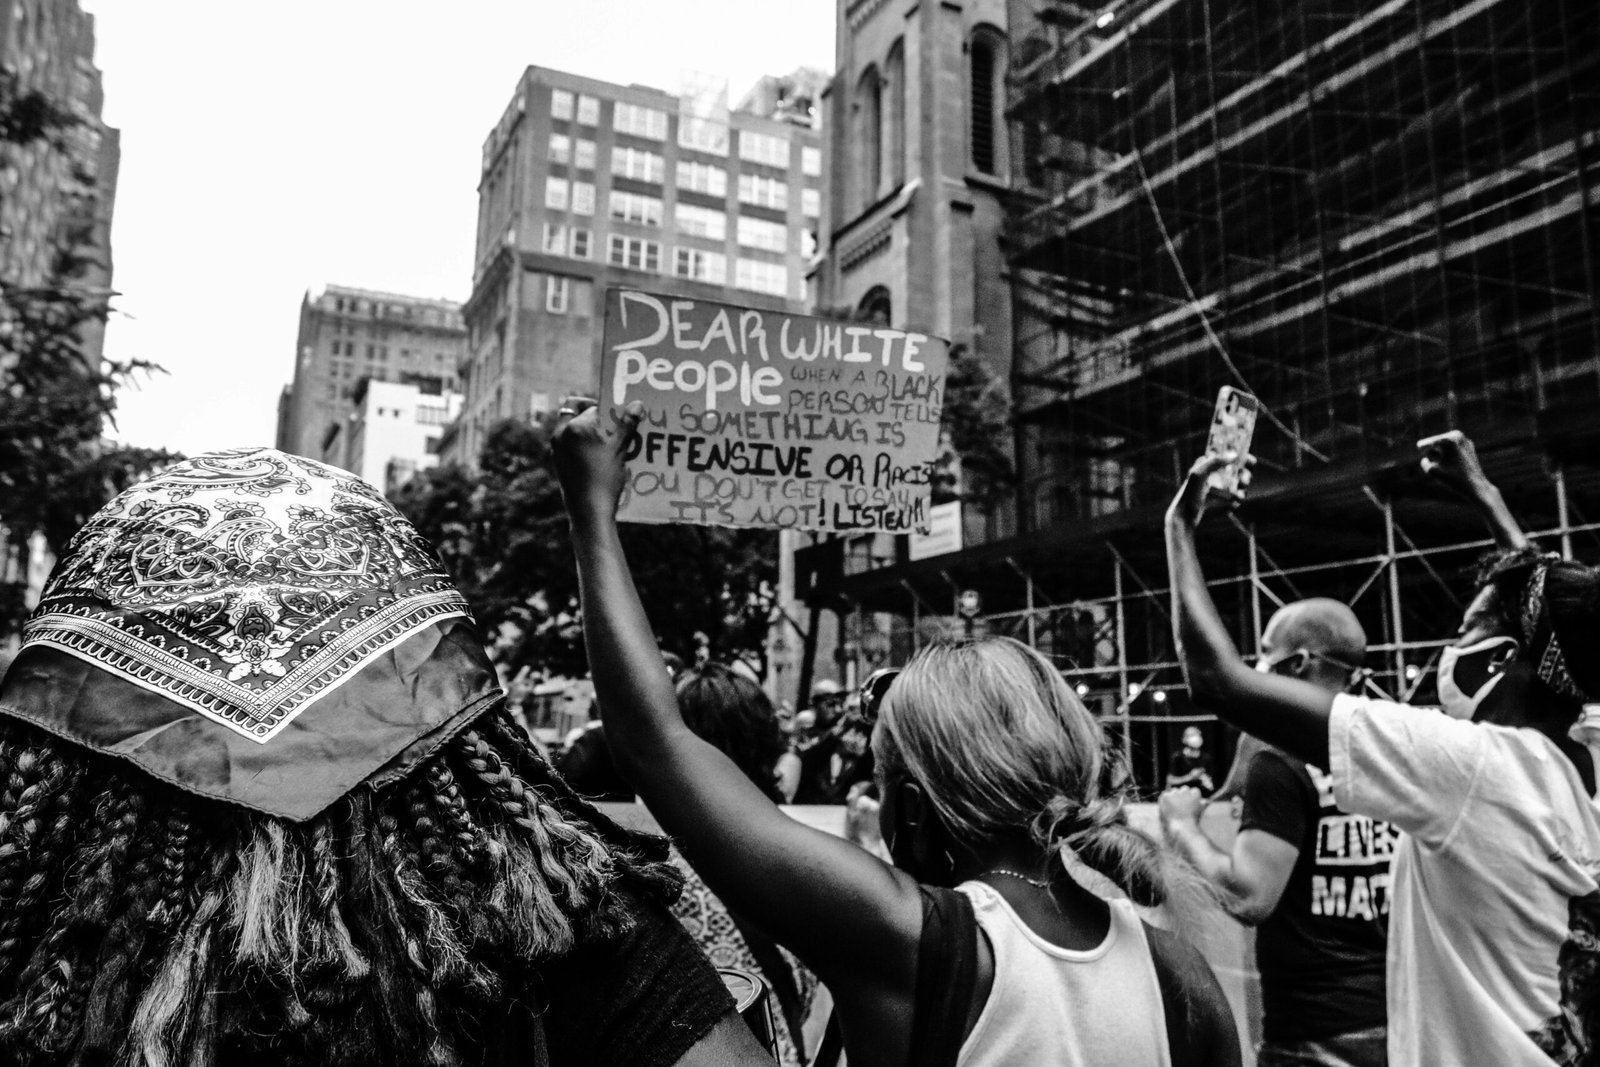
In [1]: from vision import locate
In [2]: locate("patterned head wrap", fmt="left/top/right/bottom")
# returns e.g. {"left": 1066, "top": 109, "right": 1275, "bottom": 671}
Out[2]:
{"left": 1517, "top": 554, "right": 1596, "bottom": 704}
{"left": 0, "top": 447, "right": 500, "bottom": 820}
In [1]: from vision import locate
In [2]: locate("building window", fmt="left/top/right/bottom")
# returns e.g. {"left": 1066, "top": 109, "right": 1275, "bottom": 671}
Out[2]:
{"left": 676, "top": 160, "right": 728, "bottom": 197}
{"left": 738, "top": 173, "right": 788, "bottom": 210}
{"left": 543, "top": 222, "right": 567, "bottom": 254}
{"left": 548, "top": 132, "right": 571, "bottom": 163}
{"left": 551, "top": 89, "right": 574, "bottom": 120}
{"left": 674, "top": 247, "right": 728, "bottom": 284}
{"left": 610, "top": 190, "right": 664, "bottom": 226}
{"left": 608, "top": 235, "right": 663, "bottom": 272}
{"left": 577, "top": 94, "right": 600, "bottom": 125}
{"left": 574, "top": 138, "right": 597, "bottom": 170}
{"left": 738, "top": 130, "right": 790, "bottom": 168}
{"left": 674, "top": 204, "right": 727, "bottom": 241}
{"left": 885, "top": 39, "right": 907, "bottom": 189}
{"left": 614, "top": 102, "right": 668, "bottom": 140}
{"left": 547, "top": 275, "right": 569, "bottom": 314}
{"left": 969, "top": 29, "right": 1005, "bottom": 177}
{"left": 570, "top": 228, "right": 593, "bottom": 259}
{"left": 802, "top": 146, "right": 822, "bottom": 177}
{"left": 801, "top": 188, "right": 821, "bottom": 218}
{"left": 736, "top": 216, "right": 788, "bottom": 253}
{"left": 571, "top": 181, "right": 595, "bottom": 215}
{"left": 679, "top": 117, "right": 728, "bottom": 155}
{"left": 545, "top": 177, "right": 569, "bottom": 211}
{"left": 612, "top": 146, "right": 666, "bottom": 183}
{"left": 854, "top": 65, "right": 883, "bottom": 210}
{"left": 857, "top": 286, "right": 892, "bottom": 326}
{"left": 734, "top": 258, "right": 789, "bottom": 296}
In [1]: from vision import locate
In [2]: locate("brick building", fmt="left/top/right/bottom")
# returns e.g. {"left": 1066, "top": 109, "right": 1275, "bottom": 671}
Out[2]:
{"left": 277, "top": 285, "right": 465, "bottom": 460}
{"left": 444, "top": 66, "right": 824, "bottom": 466}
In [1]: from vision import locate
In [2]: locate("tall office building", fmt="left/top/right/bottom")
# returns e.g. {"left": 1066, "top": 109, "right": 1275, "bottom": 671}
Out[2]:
{"left": 0, "top": 0, "right": 120, "bottom": 362}
{"left": 444, "top": 66, "right": 824, "bottom": 466}
{"left": 278, "top": 286, "right": 466, "bottom": 460}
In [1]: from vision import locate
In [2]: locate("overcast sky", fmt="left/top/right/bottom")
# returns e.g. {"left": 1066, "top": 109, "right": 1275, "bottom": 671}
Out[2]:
{"left": 81, "top": 0, "right": 836, "bottom": 456}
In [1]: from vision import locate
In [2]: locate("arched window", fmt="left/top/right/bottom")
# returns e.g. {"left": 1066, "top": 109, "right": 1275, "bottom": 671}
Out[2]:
{"left": 884, "top": 40, "right": 907, "bottom": 191}
{"left": 968, "top": 28, "right": 1007, "bottom": 177}
{"left": 857, "top": 286, "right": 892, "bottom": 326}
{"left": 854, "top": 65, "right": 883, "bottom": 212}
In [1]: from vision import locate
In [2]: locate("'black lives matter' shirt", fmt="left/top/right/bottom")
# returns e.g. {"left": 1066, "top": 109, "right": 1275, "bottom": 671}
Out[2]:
{"left": 1241, "top": 746, "right": 1395, "bottom": 1043}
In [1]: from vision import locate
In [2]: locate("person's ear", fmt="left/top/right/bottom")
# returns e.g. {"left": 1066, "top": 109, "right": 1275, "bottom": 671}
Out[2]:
{"left": 1288, "top": 651, "right": 1312, "bottom": 679}
{"left": 1489, "top": 640, "right": 1520, "bottom": 674}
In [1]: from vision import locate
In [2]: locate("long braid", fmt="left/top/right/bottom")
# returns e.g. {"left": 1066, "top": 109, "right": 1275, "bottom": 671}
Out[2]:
{"left": 77, "top": 788, "right": 169, "bottom": 1062}
{"left": 478, "top": 710, "right": 682, "bottom": 906}
{"left": 0, "top": 778, "right": 132, "bottom": 1059}
{"left": 0, "top": 748, "right": 77, "bottom": 983}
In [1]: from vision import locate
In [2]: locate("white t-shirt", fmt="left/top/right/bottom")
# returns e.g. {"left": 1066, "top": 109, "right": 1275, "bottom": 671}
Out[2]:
{"left": 1329, "top": 693, "right": 1600, "bottom": 1066}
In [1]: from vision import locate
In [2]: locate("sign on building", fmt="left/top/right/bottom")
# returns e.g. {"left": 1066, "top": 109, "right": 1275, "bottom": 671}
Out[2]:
{"left": 600, "top": 288, "right": 950, "bottom": 534}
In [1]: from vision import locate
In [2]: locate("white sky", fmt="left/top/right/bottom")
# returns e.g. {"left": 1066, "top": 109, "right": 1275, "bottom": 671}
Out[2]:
{"left": 81, "top": 0, "right": 836, "bottom": 456}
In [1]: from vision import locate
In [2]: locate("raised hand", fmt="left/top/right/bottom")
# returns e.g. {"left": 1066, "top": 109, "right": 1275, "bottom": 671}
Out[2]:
{"left": 1418, "top": 430, "right": 1488, "bottom": 492}
{"left": 1167, "top": 452, "right": 1249, "bottom": 529}
{"left": 552, "top": 397, "right": 643, "bottom": 522}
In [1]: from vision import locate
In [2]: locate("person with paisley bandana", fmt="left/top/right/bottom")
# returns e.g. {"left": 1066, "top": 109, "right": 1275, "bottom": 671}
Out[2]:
{"left": 0, "top": 447, "right": 770, "bottom": 1067}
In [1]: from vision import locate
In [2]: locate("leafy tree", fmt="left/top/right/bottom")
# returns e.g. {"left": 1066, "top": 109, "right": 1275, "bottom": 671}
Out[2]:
{"left": 392, "top": 417, "right": 779, "bottom": 679}
{"left": 1, "top": 69, "right": 179, "bottom": 639}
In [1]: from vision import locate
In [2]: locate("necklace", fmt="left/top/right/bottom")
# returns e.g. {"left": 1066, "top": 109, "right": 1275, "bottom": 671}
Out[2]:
{"left": 985, "top": 868, "right": 1050, "bottom": 889}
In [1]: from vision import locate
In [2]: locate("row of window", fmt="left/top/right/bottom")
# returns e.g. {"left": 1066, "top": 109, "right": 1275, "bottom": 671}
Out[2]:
{"left": 545, "top": 173, "right": 817, "bottom": 220}
{"left": 542, "top": 211, "right": 791, "bottom": 255}
{"left": 548, "top": 87, "right": 820, "bottom": 176}
{"left": 530, "top": 244, "right": 790, "bottom": 301}
{"left": 553, "top": 134, "right": 816, "bottom": 209}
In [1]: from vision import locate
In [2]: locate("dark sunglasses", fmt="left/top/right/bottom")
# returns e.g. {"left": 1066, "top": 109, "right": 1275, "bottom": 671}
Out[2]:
{"left": 859, "top": 668, "right": 901, "bottom": 725}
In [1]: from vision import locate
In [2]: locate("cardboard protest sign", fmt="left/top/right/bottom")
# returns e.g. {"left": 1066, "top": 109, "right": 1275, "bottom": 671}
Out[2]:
{"left": 600, "top": 288, "right": 949, "bottom": 533}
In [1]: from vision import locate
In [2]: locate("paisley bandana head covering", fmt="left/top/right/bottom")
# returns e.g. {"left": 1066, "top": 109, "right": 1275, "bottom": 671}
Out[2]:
{"left": 0, "top": 447, "right": 501, "bottom": 820}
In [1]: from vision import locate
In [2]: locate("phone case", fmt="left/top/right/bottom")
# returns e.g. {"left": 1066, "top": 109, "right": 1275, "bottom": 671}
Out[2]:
{"left": 1205, "top": 386, "right": 1259, "bottom": 496}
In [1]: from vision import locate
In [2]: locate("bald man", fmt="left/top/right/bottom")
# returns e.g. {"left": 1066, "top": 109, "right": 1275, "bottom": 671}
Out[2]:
{"left": 1161, "top": 599, "right": 1394, "bottom": 1067}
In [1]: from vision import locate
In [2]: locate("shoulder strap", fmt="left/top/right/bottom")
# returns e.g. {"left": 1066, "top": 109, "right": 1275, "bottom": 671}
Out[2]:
{"left": 907, "top": 885, "right": 980, "bottom": 1067}
{"left": 1142, "top": 921, "right": 1242, "bottom": 1067}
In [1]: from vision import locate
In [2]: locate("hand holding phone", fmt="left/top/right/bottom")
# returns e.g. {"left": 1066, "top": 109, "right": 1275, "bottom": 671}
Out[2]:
{"left": 1205, "top": 386, "right": 1259, "bottom": 499}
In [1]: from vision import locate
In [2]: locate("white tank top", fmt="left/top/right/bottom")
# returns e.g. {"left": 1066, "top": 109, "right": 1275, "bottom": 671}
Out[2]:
{"left": 954, "top": 881, "right": 1172, "bottom": 1067}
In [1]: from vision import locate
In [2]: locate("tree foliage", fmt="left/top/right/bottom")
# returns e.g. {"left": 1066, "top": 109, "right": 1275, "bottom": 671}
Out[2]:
{"left": 1, "top": 70, "right": 180, "bottom": 639}
{"left": 392, "top": 417, "right": 779, "bottom": 678}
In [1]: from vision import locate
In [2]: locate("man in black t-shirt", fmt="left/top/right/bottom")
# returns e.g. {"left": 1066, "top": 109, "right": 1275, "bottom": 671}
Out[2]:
{"left": 1161, "top": 599, "right": 1393, "bottom": 1066}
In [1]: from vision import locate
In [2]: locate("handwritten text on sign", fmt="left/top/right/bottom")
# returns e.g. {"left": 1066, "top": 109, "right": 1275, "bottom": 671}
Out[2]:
{"left": 601, "top": 289, "right": 949, "bottom": 533}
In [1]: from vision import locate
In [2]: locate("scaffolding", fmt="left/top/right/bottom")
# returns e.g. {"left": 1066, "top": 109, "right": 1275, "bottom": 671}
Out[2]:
{"left": 795, "top": 0, "right": 1600, "bottom": 794}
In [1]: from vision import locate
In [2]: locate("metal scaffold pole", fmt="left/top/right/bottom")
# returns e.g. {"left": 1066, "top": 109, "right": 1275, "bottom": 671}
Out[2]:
{"left": 1384, "top": 499, "right": 1406, "bottom": 687}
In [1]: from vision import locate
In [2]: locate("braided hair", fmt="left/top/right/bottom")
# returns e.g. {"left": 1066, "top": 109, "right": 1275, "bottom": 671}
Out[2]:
{"left": 0, "top": 701, "right": 679, "bottom": 1066}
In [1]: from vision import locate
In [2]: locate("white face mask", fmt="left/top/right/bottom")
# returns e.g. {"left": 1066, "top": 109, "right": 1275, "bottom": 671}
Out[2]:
{"left": 1438, "top": 636, "right": 1518, "bottom": 721}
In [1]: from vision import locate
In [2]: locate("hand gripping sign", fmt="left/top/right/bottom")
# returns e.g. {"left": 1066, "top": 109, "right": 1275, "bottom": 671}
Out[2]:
{"left": 601, "top": 288, "right": 950, "bottom": 534}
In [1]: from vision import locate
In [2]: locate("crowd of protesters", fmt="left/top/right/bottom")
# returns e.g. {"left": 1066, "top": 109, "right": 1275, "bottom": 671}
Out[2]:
{"left": 0, "top": 405, "right": 1595, "bottom": 1066}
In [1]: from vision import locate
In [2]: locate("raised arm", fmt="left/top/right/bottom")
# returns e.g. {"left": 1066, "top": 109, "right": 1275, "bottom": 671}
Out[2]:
{"left": 552, "top": 402, "right": 922, "bottom": 987}
{"left": 1418, "top": 430, "right": 1528, "bottom": 551}
{"left": 1165, "top": 455, "right": 1334, "bottom": 766}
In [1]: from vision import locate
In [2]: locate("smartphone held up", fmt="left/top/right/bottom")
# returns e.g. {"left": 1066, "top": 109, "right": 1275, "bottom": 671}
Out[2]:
{"left": 1204, "top": 386, "right": 1259, "bottom": 501}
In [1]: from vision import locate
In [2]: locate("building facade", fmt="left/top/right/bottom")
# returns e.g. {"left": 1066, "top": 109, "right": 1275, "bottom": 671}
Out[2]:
{"left": 446, "top": 66, "right": 824, "bottom": 466}
{"left": 321, "top": 377, "right": 462, "bottom": 496}
{"left": 278, "top": 285, "right": 465, "bottom": 460}
{"left": 0, "top": 0, "right": 119, "bottom": 362}
{"left": 779, "top": 0, "right": 1017, "bottom": 698}
{"left": 795, "top": 0, "right": 1600, "bottom": 799}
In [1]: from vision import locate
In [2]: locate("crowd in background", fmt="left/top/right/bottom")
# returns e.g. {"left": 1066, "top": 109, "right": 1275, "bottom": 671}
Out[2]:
{"left": 0, "top": 418, "right": 1596, "bottom": 1066}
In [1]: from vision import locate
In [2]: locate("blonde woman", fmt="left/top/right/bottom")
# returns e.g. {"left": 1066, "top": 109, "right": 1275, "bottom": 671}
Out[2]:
{"left": 554, "top": 403, "right": 1239, "bottom": 1067}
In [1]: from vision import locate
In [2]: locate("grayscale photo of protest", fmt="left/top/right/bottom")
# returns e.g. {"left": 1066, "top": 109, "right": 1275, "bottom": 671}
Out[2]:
{"left": 2, "top": 0, "right": 1598, "bottom": 1063}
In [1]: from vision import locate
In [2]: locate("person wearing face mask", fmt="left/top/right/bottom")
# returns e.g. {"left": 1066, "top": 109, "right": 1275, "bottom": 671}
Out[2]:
{"left": 1166, "top": 431, "right": 1600, "bottom": 1067}
{"left": 1160, "top": 599, "right": 1393, "bottom": 1067}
